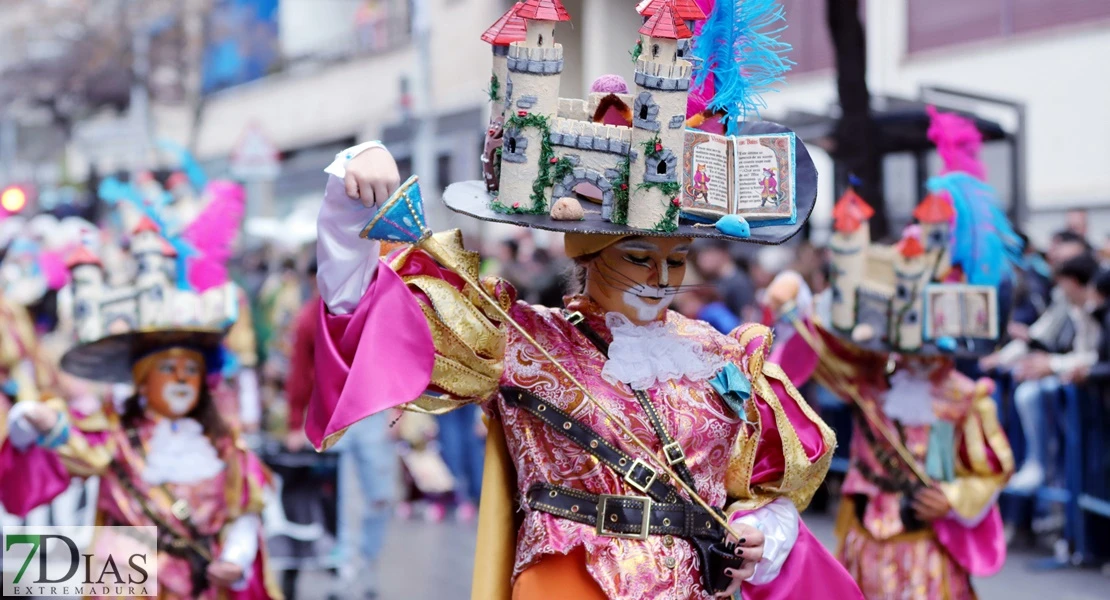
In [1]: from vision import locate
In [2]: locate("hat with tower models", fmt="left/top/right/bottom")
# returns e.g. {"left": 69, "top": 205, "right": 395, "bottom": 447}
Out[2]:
{"left": 58, "top": 175, "right": 246, "bottom": 383}
{"left": 824, "top": 108, "right": 1022, "bottom": 357}
{"left": 449, "top": 0, "right": 819, "bottom": 246}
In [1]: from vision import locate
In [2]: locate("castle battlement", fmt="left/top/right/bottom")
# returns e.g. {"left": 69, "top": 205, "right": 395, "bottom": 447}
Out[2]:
{"left": 557, "top": 98, "right": 589, "bottom": 121}
{"left": 549, "top": 118, "right": 633, "bottom": 156}
{"left": 507, "top": 43, "right": 564, "bottom": 75}
{"left": 634, "top": 59, "right": 692, "bottom": 91}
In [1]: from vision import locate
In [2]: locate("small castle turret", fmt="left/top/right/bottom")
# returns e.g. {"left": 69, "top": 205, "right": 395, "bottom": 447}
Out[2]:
{"left": 637, "top": 0, "right": 706, "bottom": 59}
{"left": 829, "top": 187, "right": 874, "bottom": 331}
{"left": 626, "top": 1, "right": 693, "bottom": 230}
{"left": 914, "top": 192, "right": 956, "bottom": 279}
{"left": 497, "top": 0, "right": 571, "bottom": 212}
{"left": 481, "top": 2, "right": 527, "bottom": 119}
{"left": 891, "top": 233, "right": 928, "bottom": 351}
{"left": 66, "top": 247, "right": 106, "bottom": 343}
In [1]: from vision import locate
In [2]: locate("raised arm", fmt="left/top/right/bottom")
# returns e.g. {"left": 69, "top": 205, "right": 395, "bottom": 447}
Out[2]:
{"left": 1, "top": 397, "right": 115, "bottom": 516}
{"left": 310, "top": 144, "right": 508, "bottom": 451}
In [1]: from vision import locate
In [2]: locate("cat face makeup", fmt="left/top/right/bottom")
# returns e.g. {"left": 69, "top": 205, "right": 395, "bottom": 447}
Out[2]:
{"left": 584, "top": 237, "right": 692, "bottom": 325}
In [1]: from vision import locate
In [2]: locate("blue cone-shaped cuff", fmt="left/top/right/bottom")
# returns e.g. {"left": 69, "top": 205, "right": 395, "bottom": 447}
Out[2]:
{"left": 361, "top": 175, "right": 428, "bottom": 244}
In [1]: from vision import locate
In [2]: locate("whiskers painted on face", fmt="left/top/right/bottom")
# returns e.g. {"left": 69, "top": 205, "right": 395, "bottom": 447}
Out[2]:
{"left": 594, "top": 257, "right": 713, "bottom": 299}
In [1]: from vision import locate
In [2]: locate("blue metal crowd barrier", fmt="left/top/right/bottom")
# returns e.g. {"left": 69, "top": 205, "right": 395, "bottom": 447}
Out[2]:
{"left": 993, "top": 372, "right": 1109, "bottom": 566}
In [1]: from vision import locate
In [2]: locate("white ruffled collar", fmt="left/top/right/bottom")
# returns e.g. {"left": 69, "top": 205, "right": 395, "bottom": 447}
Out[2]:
{"left": 601, "top": 312, "right": 726, "bottom": 390}
{"left": 881, "top": 370, "right": 936, "bottom": 426}
{"left": 141, "top": 418, "right": 226, "bottom": 485}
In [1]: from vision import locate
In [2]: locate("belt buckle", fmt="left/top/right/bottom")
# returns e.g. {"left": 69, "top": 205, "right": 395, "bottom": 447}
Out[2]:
{"left": 566, "top": 311, "right": 585, "bottom": 325}
{"left": 662, "top": 441, "right": 686, "bottom": 465}
{"left": 171, "top": 499, "right": 191, "bottom": 521}
{"left": 596, "top": 494, "right": 653, "bottom": 541}
{"left": 624, "top": 458, "right": 657, "bottom": 494}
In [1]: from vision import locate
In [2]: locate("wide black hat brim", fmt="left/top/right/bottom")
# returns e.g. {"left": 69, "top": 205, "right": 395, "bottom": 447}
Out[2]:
{"left": 60, "top": 329, "right": 225, "bottom": 384}
{"left": 443, "top": 121, "right": 817, "bottom": 246}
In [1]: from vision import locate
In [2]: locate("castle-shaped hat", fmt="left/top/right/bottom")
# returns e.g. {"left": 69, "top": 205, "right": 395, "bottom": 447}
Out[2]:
{"left": 450, "top": 0, "right": 818, "bottom": 246}
{"left": 59, "top": 175, "right": 245, "bottom": 383}
{"left": 825, "top": 108, "right": 1021, "bottom": 357}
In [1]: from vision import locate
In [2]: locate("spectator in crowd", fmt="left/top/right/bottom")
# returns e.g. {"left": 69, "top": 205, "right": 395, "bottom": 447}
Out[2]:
{"left": 436, "top": 403, "right": 485, "bottom": 522}
{"left": 692, "top": 239, "right": 756, "bottom": 321}
{"left": 981, "top": 252, "right": 1101, "bottom": 490}
{"left": 672, "top": 271, "right": 741, "bottom": 334}
{"left": 1010, "top": 231, "right": 1053, "bottom": 327}
{"left": 1066, "top": 208, "right": 1089, "bottom": 239}
{"left": 1065, "top": 268, "right": 1110, "bottom": 387}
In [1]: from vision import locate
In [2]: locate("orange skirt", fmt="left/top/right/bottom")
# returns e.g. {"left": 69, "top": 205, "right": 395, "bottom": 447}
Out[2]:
{"left": 512, "top": 547, "right": 606, "bottom": 600}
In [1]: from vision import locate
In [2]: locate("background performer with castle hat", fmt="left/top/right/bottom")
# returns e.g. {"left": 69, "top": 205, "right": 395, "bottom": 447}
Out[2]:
{"left": 765, "top": 107, "right": 1020, "bottom": 599}
{"left": 1, "top": 186, "right": 281, "bottom": 599}
{"left": 308, "top": 1, "right": 863, "bottom": 598}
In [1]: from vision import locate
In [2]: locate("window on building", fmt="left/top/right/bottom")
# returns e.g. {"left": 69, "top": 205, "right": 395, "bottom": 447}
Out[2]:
{"left": 652, "top": 44, "right": 660, "bottom": 58}
{"left": 777, "top": 0, "right": 837, "bottom": 75}
{"left": 640, "top": 105, "right": 649, "bottom": 120}
{"left": 907, "top": 0, "right": 1110, "bottom": 53}
{"left": 657, "top": 160, "right": 668, "bottom": 176}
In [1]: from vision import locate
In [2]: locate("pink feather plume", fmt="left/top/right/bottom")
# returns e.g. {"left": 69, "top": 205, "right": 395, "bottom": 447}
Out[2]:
{"left": 182, "top": 180, "right": 245, "bottom": 292}
{"left": 926, "top": 105, "right": 986, "bottom": 181}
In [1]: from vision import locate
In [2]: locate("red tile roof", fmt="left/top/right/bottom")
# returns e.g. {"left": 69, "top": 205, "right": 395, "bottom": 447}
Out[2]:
{"left": 913, "top": 192, "right": 955, "bottom": 224}
{"left": 639, "top": 1, "right": 694, "bottom": 40}
{"left": 481, "top": 3, "right": 528, "bottom": 45}
{"left": 516, "top": 0, "right": 571, "bottom": 22}
{"left": 898, "top": 235, "right": 926, "bottom": 259}
{"left": 639, "top": 0, "right": 706, "bottom": 21}
{"left": 832, "top": 188, "right": 874, "bottom": 233}
{"left": 66, "top": 246, "right": 102, "bottom": 269}
{"left": 132, "top": 216, "right": 161, "bottom": 235}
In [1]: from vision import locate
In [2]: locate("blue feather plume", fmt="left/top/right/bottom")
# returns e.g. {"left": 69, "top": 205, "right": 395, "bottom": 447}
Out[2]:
{"left": 927, "top": 172, "right": 1022, "bottom": 286}
{"left": 691, "top": 0, "right": 793, "bottom": 135}
{"left": 158, "top": 139, "right": 209, "bottom": 192}
{"left": 97, "top": 176, "right": 198, "bottom": 291}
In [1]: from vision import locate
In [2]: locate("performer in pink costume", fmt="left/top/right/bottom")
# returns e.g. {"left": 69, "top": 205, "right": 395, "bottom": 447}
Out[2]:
{"left": 2, "top": 213, "right": 280, "bottom": 599}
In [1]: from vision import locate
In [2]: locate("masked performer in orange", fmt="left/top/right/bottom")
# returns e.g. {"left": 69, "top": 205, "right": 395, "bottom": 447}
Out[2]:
{"left": 2, "top": 218, "right": 281, "bottom": 599}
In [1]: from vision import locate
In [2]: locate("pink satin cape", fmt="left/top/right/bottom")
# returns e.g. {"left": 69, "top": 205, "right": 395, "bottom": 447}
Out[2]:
{"left": 934, "top": 507, "right": 1007, "bottom": 576}
{"left": 307, "top": 259, "right": 435, "bottom": 450}
{"left": 743, "top": 521, "right": 865, "bottom": 600}
{"left": 0, "top": 439, "right": 70, "bottom": 517}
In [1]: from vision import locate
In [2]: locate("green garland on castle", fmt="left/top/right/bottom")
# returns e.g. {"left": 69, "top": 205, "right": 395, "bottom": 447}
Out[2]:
{"left": 630, "top": 40, "right": 643, "bottom": 63}
{"left": 491, "top": 112, "right": 555, "bottom": 215}
{"left": 640, "top": 134, "right": 664, "bottom": 159}
{"left": 652, "top": 199, "right": 682, "bottom": 233}
{"left": 611, "top": 157, "right": 631, "bottom": 225}
{"left": 488, "top": 74, "right": 501, "bottom": 102}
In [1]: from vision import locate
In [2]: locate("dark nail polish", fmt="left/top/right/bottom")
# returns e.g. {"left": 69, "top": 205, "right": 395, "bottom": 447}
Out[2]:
{"left": 739, "top": 538, "right": 746, "bottom": 544}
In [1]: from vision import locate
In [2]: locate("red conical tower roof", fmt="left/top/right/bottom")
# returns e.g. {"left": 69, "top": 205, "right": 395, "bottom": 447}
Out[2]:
{"left": 639, "top": 1, "right": 694, "bottom": 40}
{"left": 482, "top": 3, "right": 528, "bottom": 45}
{"left": 66, "top": 246, "right": 103, "bottom": 270}
{"left": 516, "top": 0, "right": 571, "bottom": 22}
{"left": 897, "top": 235, "right": 926, "bottom": 259}
{"left": 832, "top": 188, "right": 875, "bottom": 233}
{"left": 913, "top": 192, "right": 956, "bottom": 224}
{"left": 132, "top": 216, "right": 161, "bottom": 235}
{"left": 639, "top": 0, "right": 706, "bottom": 21}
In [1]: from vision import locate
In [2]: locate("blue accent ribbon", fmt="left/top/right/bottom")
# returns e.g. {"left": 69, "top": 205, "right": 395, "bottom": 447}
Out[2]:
{"left": 37, "top": 414, "right": 71, "bottom": 450}
{"left": 925, "top": 420, "right": 956, "bottom": 483}
{"left": 710, "top": 363, "right": 753, "bottom": 422}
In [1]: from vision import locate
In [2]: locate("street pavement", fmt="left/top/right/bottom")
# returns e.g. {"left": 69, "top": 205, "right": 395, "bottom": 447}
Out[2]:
{"left": 295, "top": 509, "right": 1110, "bottom": 600}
